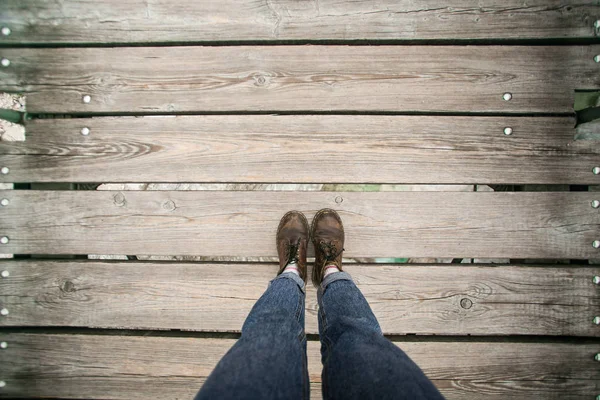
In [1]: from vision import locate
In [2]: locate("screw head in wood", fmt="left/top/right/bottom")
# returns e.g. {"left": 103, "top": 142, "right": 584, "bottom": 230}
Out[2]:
{"left": 0, "top": 380, "right": 5, "bottom": 388}
{"left": 595, "top": 316, "right": 600, "bottom": 325}
{"left": 595, "top": 20, "right": 600, "bottom": 29}
{"left": 0, "top": 167, "right": 9, "bottom": 175}
{"left": 594, "top": 167, "right": 600, "bottom": 175}
{"left": 1, "top": 271, "right": 8, "bottom": 278}
{"left": 503, "top": 127, "right": 513, "bottom": 136}
{"left": 335, "top": 196, "right": 343, "bottom": 204}
{"left": 0, "top": 342, "right": 6, "bottom": 349}
{"left": 594, "top": 276, "right": 600, "bottom": 285}
{"left": 593, "top": 200, "right": 600, "bottom": 209}
{"left": 594, "top": 240, "right": 600, "bottom": 249}
{"left": 0, "top": 58, "right": 9, "bottom": 67}
{"left": 81, "top": 127, "right": 90, "bottom": 136}
{"left": 82, "top": 95, "right": 92, "bottom": 104}
{"left": 503, "top": 93, "right": 512, "bottom": 101}
{"left": 595, "top": 55, "right": 600, "bottom": 63}
{"left": 1, "top": 27, "right": 10, "bottom": 36}
{"left": 0, "top": 237, "right": 8, "bottom": 245}
{"left": 0, "top": 308, "right": 8, "bottom": 316}
{"left": 0, "top": 198, "right": 8, "bottom": 206}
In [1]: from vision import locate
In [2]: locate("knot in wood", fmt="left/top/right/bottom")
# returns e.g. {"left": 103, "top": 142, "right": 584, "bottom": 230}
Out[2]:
{"left": 254, "top": 75, "right": 267, "bottom": 86}
{"left": 162, "top": 200, "right": 176, "bottom": 211}
{"left": 113, "top": 192, "right": 126, "bottom": 207}
{"left": 61, "top": 280, "right": 76, "bottom": 293}
{"left": 460, "top": 298, "right": 473, "bottom": 309}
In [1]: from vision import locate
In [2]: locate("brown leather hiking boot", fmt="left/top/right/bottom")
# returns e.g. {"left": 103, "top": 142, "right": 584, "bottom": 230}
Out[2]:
{"left": 276, "top": 211, "right": 309, "bottom": 282}
{"left": 311, "top": 208, "right": 345, "bottom": 287}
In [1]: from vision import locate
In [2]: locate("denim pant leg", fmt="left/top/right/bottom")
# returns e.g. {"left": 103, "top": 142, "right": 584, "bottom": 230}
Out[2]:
{"left": 196, "top": 272, "right": 309, "bottom": 400}
{"left": 317, "top": 272, "right": 445, "bottom": 400}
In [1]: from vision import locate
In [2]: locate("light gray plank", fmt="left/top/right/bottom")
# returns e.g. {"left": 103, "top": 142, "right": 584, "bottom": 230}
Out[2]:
{"left": 0, "top": 0, "right": 598, "bottom": 43}
{"left": 0, "top": 46, "right": 597, "bottom": 113}
{"left": 1, "top": 115, "right": 598, "bottom": 184}
{"left": 0, "top": 191, "right": 598, "bottom": 258}
{"left": 0, "top": 261, "right": 598, "bottom": 336}
{"left": 0, "top": 334, "right": 598, "bottom": 399}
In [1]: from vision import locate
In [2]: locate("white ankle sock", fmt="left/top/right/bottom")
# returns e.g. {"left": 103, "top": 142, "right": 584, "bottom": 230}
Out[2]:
{"left": 283, "top": 262, "right": 300, "bottom": 276}
{"left": 323, "top": 264, "right": 340, "bottom": 278}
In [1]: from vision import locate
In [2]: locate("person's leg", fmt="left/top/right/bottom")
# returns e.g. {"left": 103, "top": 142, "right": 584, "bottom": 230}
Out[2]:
{"left": 311, "top": 209, "right": 445, "bottom": 400}
{"left": 196, "top": 272, "right": 308, "bottom": 400}
{"left": 318, "top": 274, "right": 445, "bottom": 400}
{"left": 196, "top": 211, "right": 311, "bottom": 400}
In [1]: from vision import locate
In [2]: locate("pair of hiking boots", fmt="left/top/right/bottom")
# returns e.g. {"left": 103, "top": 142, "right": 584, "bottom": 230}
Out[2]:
{"left": 276, "top": 209, "right": 344, "bottom": 287}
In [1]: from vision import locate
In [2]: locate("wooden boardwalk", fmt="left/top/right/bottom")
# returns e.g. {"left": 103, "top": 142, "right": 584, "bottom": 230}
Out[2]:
{"left": 1, "top": 1, "right": 600, "bottom": 399}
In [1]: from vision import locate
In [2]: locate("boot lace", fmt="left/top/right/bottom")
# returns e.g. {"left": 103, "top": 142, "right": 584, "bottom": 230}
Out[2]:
{"left": 319, "top": 241, "right": 344, "bottom": 266}
{"left": 286, "top": 238, "right": 301, "bottom": 266}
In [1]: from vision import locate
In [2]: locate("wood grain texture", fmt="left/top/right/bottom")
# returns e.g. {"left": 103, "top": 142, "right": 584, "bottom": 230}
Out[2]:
{"left": 1, "top": 190, "right": 598, "bottom": 258}
{"left": 0, "top": 334, "right": 598, "bottom": 399}
{"left": 0, "top": 261, "right": 598, "bottom": 336}
{"left": 0, "top": 0, "right": 598, "bottom": 43}
{"left": 2, "top": 115, "right": 599, "bottom": 184}
{"left": 0, "top": 46, "right": 598, "bottom": 113}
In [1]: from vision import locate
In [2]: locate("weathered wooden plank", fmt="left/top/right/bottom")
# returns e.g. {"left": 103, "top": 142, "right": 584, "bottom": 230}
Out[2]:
{"left": 1, "top": 115, "right": 598, "bottom": 184}
{"left": 0, "top": 0, "right": 598, "bottom": 44}
{"left": 0, "top": 46, "right": 597, "bottom": 114}
{"left": 0, "top": 261, "right": 598, "bottom": 336}
{"left": 0, "top": 334, "right": 598, "bottom": 399}
{"left": 1, "top": 191, "right": 598, "bottom": 258}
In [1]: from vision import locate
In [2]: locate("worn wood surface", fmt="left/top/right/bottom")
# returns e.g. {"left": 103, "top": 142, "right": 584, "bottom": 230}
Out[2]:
{"left": 1, "top": 0, "right": 598, "bottom": 44}
{"left": 0, "top": 261, "right": 598, "bottom": 336}
{"left": 0, "top": 46, "right": 597, "bottom": 114}
{"left": 2, "top": 115, "right": 599, "bottom": 184}
{"left": 1, "top": 191, "right": 598, "bottom": 259}
{"left": 1, "top": 333, "right": 598, "bottom": 399}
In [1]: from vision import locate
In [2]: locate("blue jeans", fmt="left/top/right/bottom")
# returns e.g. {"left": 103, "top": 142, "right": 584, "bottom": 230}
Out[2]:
{"left": 196, "top": 271, "right": 445, "bottom": 400}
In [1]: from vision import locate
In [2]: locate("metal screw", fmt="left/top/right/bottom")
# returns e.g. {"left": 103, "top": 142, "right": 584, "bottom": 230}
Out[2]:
{"left": 1, "top": 271, "right": 8, "bottom": 278}
{"left": 0, "top": 381, "right": 5, "bottom": 388}
{"left": 503, "top": 93, "right": 512, "bottom": 101}
{"left": 595, "top": 20, "right": 600, "bottom": 29}
{"left": 82, "top": 95, "right": 92, "bottom": 104}
{"left": 596, "top": 353, "right": 600, "bottom": 361}
{"left": 0, "top": 198, "right": 8, "bottom": 206}
{"left": 1, "top": 27, "right": 10, "bottom": 36}
{"left": 595, "top": 55, "right": 600, "bottom": 63}
{"left": 594, "top": 167, "right": 600, "bottom": 175}
{"left": 0, "top": 58, "right": 9, "bottom": 67}
{"left": 503, "top": 127, "right": 513, "bottom": 136}
{"left": 594, "top": 240, "right": 600, "bottom": 249}
{"left": 81, "top": 127, "right": 90, "bottom": 136}
{"left": 594, "top": 276, "right": 600, "bottom": 285}
{"left": 0, "top": 237, "right": 8, "bottom": 245}
{"left": 595, "top": 316, "right": 600, "bottom": 325}
{"left": 0, "top": 342, "right": 6, "bottom": 349}
{"left": 593, "top": 200, "right": 600, "bottom": 209}
{"left": 0, "top": 308, "right": 8, "bottom": 316}
{"left": 335, "top": 196, "right": 343, "bottom": 204}
{"left": 0, "top": 167, "right": 9, "bottom": 175}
